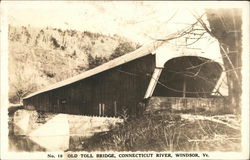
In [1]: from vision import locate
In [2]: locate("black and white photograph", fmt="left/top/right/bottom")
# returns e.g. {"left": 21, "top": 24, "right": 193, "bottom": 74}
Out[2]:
{"left": 0, "top": 1, "right": 249, "bottom": 159}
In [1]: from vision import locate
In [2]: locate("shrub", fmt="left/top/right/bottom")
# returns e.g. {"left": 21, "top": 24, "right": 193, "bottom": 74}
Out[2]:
{"left": 109, "top": 42, "right": 136, "bottom": 60}
{"left": 87, "top": 54, "right": 108, "bottom": 69}
{"left": 82, "top": 112, "right": 241, "bottom": 152}
{"left": 50, "top": 36, "right": 60, "bottom": 48}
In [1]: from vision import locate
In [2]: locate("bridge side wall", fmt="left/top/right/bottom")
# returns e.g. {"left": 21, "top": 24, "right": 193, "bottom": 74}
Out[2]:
{"left": 23, "top": 54, "right": 156, "bottom": 116}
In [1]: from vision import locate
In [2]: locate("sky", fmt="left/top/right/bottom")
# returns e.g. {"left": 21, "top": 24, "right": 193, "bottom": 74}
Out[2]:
{"left": 3, "top": 1, "right": 205, "bottom": 44}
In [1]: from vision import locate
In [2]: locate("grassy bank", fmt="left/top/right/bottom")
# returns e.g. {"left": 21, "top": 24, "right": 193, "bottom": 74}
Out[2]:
{"left": 81, "top": 112, "right": 241, "bottom": 152}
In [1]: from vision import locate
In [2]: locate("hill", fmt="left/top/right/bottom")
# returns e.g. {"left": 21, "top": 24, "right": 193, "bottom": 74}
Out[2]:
{"left": 8, "top": 25, "right": 140, "bottom": 103}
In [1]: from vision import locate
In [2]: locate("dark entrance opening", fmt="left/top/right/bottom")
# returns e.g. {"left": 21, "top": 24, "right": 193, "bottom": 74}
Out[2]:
{"left": 153, "top": 56, "right": 223, "bottom": 98}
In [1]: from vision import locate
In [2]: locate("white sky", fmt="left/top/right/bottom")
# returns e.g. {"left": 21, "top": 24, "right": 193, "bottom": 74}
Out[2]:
{"left": 4, "top": 1, "right": 207, "bottom": 44}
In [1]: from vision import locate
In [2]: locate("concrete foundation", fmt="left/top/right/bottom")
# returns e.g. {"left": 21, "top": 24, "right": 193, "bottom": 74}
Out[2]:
{"left": 146, "top": 96, "right": 225, "bottom": 113}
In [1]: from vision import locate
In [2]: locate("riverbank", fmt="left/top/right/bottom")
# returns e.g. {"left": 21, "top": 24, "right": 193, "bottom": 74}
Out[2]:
{"left": 82, "top": 112, "right": 241, "bottom": 151}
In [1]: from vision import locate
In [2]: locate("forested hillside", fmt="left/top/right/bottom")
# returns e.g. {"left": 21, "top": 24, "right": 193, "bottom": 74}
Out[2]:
{"left": 8, "top": 25, "right": 139, "bottom": 103}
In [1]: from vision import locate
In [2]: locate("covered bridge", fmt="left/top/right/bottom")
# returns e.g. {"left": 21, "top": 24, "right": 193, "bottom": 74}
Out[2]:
{"left": 23, "top": 39, "right": 227, "bottom": 116}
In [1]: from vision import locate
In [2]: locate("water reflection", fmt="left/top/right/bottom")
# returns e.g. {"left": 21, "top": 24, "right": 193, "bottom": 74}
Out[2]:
{"left": 9, "top": 120, "right": 70, "bottom": 152}
{"left": 9, "top": 122, "right": 86, "bottom": 151}
{"left": 9, "top": 135, "right": 46, "bottom": 152}
{"left": 8, "top": 110, "right": 122, "bottom": 152}
{"left": 9, "top": 124, "right": 46, "bottom": 152}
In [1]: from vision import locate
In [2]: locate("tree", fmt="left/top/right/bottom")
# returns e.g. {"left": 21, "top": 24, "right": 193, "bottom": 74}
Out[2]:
{"left": 203, "top": 9, "right": 242, "bottom": 113}
{"left": 155, "top": 9, "right": 242, "bottom": 113}
{"left": 87, "top": 54, "right": 108, "bottom": 69}
{"left": 9, "top": 65, "right": 38, "bottom": 103}
{"left": 109, "top": 42, "right": 136, "bottom": 60}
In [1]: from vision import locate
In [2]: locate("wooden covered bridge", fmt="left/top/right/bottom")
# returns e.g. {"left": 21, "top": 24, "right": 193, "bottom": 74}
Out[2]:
{"left": 23, "top": 39, "right": 226, "bottom": 116}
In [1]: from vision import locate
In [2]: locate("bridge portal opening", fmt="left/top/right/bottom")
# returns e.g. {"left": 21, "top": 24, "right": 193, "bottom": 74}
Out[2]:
{"left": 152, "top": 56, "right": 224, "bottom": 98}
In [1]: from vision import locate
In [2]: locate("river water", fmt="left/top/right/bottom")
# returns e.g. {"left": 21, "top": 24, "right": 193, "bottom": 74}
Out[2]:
{"left": 8, "top": 110, "right": 122, "bottom": 152}
{"left": 9, "top": 122, "right": 90, "bottom": 152}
